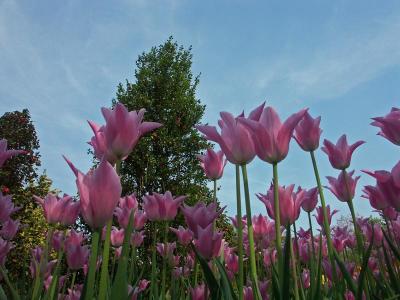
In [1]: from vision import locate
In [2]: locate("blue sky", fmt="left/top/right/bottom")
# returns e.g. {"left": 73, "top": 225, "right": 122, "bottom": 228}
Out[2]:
{"left": 0, "top": 0, "right": 399, "bottom": 228}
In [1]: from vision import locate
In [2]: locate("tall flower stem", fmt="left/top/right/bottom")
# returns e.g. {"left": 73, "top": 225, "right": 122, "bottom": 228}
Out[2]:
{"left": 241, "top": 164, "right": 262, "bottom": 300}
{"left": 307, "top": 212, "right": 316, "bottom": 259}
{"left": 98, "top": 220, "right": 112, "bottom": 300}
{"left": 272, "top": 163, "right": 283, "bottom": 271}
{"left": 150, "top": 223, "right": 158, "bottom": 299}
{"left": 84, "top": 230, "right": 101, "bottom": 300}
{"left": 235, "top": 165, "right": 244, "bottom": 300}
{"left": 309, "top": 151, "right": 339, "bottom": 289}
{"left": 289, "top": 226, "right": 300, "bottom": 300}
{"left": 160, "top": 221, "right": 169, "bottom": 300}
{"left": 213, "top": 179, "right": 217, "bottom": 230}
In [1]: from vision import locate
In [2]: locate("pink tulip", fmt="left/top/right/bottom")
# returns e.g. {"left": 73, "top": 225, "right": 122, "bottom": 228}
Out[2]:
{"left": 0, "top": 139, "right": 26, "bottom": 168}
{"left": 225, "top": 252, "right": 239, "bottom": 273}
{"left": 65, "top": 157, "right": 122, "bottom": 229}
{"left": 371, "top": 107, "right": 400, "bottom": 145}
{"left": 131, "top": 231, "right": 145, "bottom": 247}
{"left": 66, "top": 285, "right": 83, "bottom": 300}
{"left": 88, "top": 103, "right": 162, "bottom": 164}
{"left": 238, "top": 106, "right": 307, "bottom": 163}
{"left": 60, "top": 197, "right": 80, "bottom": 226}
{"left": 110, "top": 227, "right": 125, "bottom": 247}
{"left": 263, "top": 248, "right": 277, "bottom": 267}
{"left": 197, "top": 148, "right": 227, "bottom": 180}
{"left": 300, "top": 187, "right": 319, "bottom": 213}
{"left": 302, "top": 269, "right": 311, "bottom": 289}
{"left": 51, "top": 230, "right": 64, "bottom": 252}
{"left": 364, "top": 223, "right": 383, "bottom": 246}
{"left": 170, "top": 226, "right": 193, "bottom": 246}
{"left": 196, "top": 103, "right": 265, "bottom": 165}
{"left": 190, "top": 284, "right": 208, "bottom": 300}
{"left": 0, "top": 237, "right": 13, "bottom": 265}
{"left": 243, "top": 286, "right": 254, "bottom": 300}
{"left": 181, "top": 202, "right": 224, "bottom": 237}
{"left": 362, "top": 185, "right": 389, "bottom": 210}
{"left": 230, "top": 215, "right": 247, "bottom": 229}
{"left": 257, "top": 184, "right": 304, "bottom": 226}
{"left": 315, "top": 205, "right": 338, "bottom": 229}
{"left": 194, "top": 224, "right": 223, "bottom": 260}
{"left": 332, "top": 237, "right": 347, "bottom": 252}
{"left": 65, "top": 230, "right": 85, "bottom": 248}
{"left": 34, "top": 193, "right": 69, "bottom": 224}
{"left": 156, "top": 242, "right": 176, "bottom": 259}
{"left": 0, "top": 219, "right": 20, "bottom": 240}
{"left": 321, "top": 135, "right": 365, "bottom": 170}
{"left": 29, "top": 247, "right": 56, "bottom": 278}
{"left": 326, "top": 170, "right": 360, "bottom": 202}
{"left": 294, "top": 111, "right": 322, "bottom": 152}
{"left": 128, "top": 279, "right": 150, "bottom": 300}
{"left": 119, "top": 193, "right": 139, "bottom": 211}
{"left": 143, "top": 191, "right": 185, "bottom": 221}
{"left": 115, "top": 205, "right": 147, "bottom": 229}
{"left": 363, "top": 161, "right": 400, "bottom": 211}
{"left": 0, "top": 192, "right": 20, "bottom": 223}
{"left": 133, "top": 210, "right": 147, "bottom": 230}
{"left": 382, "top": 206, "right": 398, "bottom": 220}
{"left": 252, "top": 214, "right": 275, "bottom": 245}
{"left": 66, "top": 244, "right": 89, "bottom": 270}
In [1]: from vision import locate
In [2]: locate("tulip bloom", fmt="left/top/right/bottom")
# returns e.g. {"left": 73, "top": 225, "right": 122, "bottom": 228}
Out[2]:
{"left": 89, "top": 103, "right": 162, "bottom": 164}
{"left": 65, "top": 230, "right": 85, "bottom": 248}
{"left": 0, "top": 139, "right": 26, "bottom": 168}
{"left": 238, "top": 106, "right": 307, "bottom": 164}
{"left": 300, "top": 187, "right": 319, "bottom": 213}
{"left": 315, "top": 205, "right": 338, "bottom": 229}
{"left": 326, "top": 170, "right": 360, "bottom": 202}
{"left": 190, "top": 284, "right": 208, "bottom": 300}
{"left": 257, "top": 184, "right": 304, "bottom": 226}
{"left": 110, "top": 227, "right": 125, "bottom": 247}
{"left": 294, "top": 112, "right": 322, "bottom": 152}
{"left": 131, "top": 231, "right": 145, "bottom": 247}
{"left": 196, "top": 103, "right": 265, "bottom": 165}
{"left": 0, "top": 192, "right": 20, "bottom": 223}
{"left": 181, "top": 202, "right": 224, "bottom": 237}
{"left": 321, "top": 135, "right": 365, "bottom": 170}
{"left": 371, "top": 107, "right": 400, "bottom": 146}
{"left": 66, "top": 244, "right": 90, "bottom": 271}
{"left": 362, "top": 185, "right": 389, "bottom": 210}
{"left": 194, "top": 224, "right": 223, "bottom": 260}
{"left": 170, "top": 226, "right": 193, "bottom": 246}
{"left": 0, "top": 219, "right": 20, "bottom": 240}
{"left": 65, "top": 157, "right": 122, "bottom": 229}
{"left": 197, "top": 148, "right": 227, "bottom": 180}
{"left": 156, "top": 242, "right": 176, "bottom": 259}
{"left": 143, "top": 191, "right": 185, "bottom": 221}
{"left": 0, "top": 237, "right": 13, "bottom": 265}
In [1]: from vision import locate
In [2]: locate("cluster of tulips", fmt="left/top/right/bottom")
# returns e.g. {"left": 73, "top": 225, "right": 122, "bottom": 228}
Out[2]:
{"left": 0, "top": 102, "right": 400, "bottom": 300}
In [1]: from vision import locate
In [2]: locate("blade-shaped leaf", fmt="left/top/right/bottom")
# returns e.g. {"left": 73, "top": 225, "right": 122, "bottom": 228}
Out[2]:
{"left": 215, "top": 258, "right": 238, "bottom": 300}
{"left": 281, "top": 225, "right": 292, "bottom": 300}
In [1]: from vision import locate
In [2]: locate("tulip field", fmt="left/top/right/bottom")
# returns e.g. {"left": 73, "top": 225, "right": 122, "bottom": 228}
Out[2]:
{"left": 1, "top": 102, "right": 400, "bottom": 300}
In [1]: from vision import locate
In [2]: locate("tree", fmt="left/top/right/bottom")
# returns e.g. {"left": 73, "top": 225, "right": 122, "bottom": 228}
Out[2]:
{"left": 115, "top": 37, "right": 210, "bottom": 206}
{"left": 0, "top": 109, "right": 53, "bottom": 285}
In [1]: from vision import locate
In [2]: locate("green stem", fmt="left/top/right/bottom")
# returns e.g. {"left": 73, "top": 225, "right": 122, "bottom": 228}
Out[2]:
{"left": 70, "top": 272, "right": 76, "bottom": 291}
{"left": 129, "top": 245, "right": 137, "bottom": 284}
{"left": 307, "top": 212, "right": 316, "bottom": 259}
{"left": 161, "top": 221, "right": 169, "bottom": 300}
{"left": 272, "top": 163, "right": 283, "bottom": 274}
{"left": 84, "top": 230, "right": 101, "bottom": 300}
{"left": 150, "top": 223, "right": 158, "bottom": 299}
{"left": 193, "top": 259, "right": 199, "bottom": 286}
{"left": 241, "top": 164, "right": 262, "bottom": 300}
{"left": 213, "top": 179, "right": 217, "bottom": 230}
{"left": 235, "top": 165, "right": 244, "bottom": 300}
{"left": 289, "top": 226, "right": 300, "bottom": 300}
{"left": 98, "top": 219, "right": 112, "bottom": 300}
{"left": 309, "top": 151, "right": 339, "bottom": 291}
{"left": 0, "top": 267, "right": 20, "bottom": 300}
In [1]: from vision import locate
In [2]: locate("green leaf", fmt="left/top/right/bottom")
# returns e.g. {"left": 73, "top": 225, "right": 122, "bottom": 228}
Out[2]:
{"left": 215, "top": 258, "right": 238, "bottom": 300}
{"left": 382, "top": 230, "right": 400, "bottom": 262}
{"left": 333, "top": 250, "right": 356, "bottom": 294}
{"left": 281, "top": 225, "right": 291, "bottom": 300}
{"left": 382, "top": 244, "right": 400, "bottom": 294}
{"left": 312, "top": 235, "right": 323, "bottom": 300}
{"left": 192, "top": 245, "right": 220, "bottom": 300}
{"left": 356, "top": 236, "right": 373, "bottom": 300}
{"left": 271, "top": 262, "right": 281, "bottom": 300}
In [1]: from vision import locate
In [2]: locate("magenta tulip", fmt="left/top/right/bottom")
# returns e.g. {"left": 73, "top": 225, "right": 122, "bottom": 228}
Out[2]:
{"left": 181, "top": 202, "right": 224, "bottom": 237}
{"left": 194, "top": 224, "right": 223, "bottom": 260}
{"left": 131, "top": 231, "right": 145, "bottom": 247}
{"left": 0, "top": 237, "right": 13, "bottom": 265}
{"left": 170, "top": 226, "right": 193, "bottom": 246}
{"left": 89, "top": 103, "right": 162, "bottom": 164}
{"left": 0, "top": 139, "right": 26, "bottom": 168}
{"left": 65, "top": 157, "right": 122, "bottom": 229}
{"left": 0, "top": 219, "right": 20, "bottom": 240}
{"left": 190, "top": 284, "right": 208, "bottom": 300}
{"left": 326, "top": 170, "right": 360, "bottom": 202}
{"left": 34, "top": 193, "right": 68, "bottom": 224}
{"left": 371, "top": 107, "right": 400, "bottom": 145}
{"left": 143, "top": 191, "right": 185, "bottom": 221}
{"left": 294, "top": 111, "right": 322, "bottom": 152}
{"left": 66, "top": 244, "right": 89, "bottom": 271}
{"left": 362, "top": 185, "right": 389, "bottom": 210}
{"left": 197, "top": 148, "right": 227, "bottom": 180}
{"left": 65, "top": 230, "right": 85, "bottom": 248}
{"left": 156, "top": 242, "right": 176, "bottom": 259}
{"left": 51, "top": 230, "right": 64, "bottom": 252}
{"left": 238, "top": 106, "right": 307, "bottom": 163}
{"left": 257, "top": 184, "right": 304, "bottom": 226}
{"left": 0, "top": 192, "right": 20, "bottom": 223}
{"left": 321, "top": 135, "right": 365, "bottom": 170}
{"left": 300, "top": 187, "right": 319, "bottom": 213}
{"left": 315, "top": 205, "right": 338, "bottom": 229}
{"left": 110, "top": 227, "right": 125, "bottom": 247}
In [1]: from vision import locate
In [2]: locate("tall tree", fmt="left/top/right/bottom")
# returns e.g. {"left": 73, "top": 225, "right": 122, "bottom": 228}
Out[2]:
{"left": 0, "top": 109, "right": 52, "bottom": 284}
{"left": 115, "top": 37, "right": 210, "bottom": 205}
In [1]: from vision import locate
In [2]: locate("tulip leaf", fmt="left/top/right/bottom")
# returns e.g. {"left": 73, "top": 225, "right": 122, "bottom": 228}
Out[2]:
{"left": 312, "top": 235, "right": 323, "bottom": 300}
{"left": 0, "top": 285, "right": 7, "bottom": 300}
{"left": 333, "top": 250, "right": 356, "bottom": 294}
{"left": 281, "top": 225, "right": 291, "bottom": 300}
{"left": 382, "top": 230, "right": 400, "bottom": 262}
{"left": 192, "top": 245, "right": 220, "bottom": 299}
{"left": 382, "top": 243, "right": 400, "bottom": 294}
{"left": 271, "top": 262, "right": 281, "bottom": 300}
{"left": 215, "top": 258, "right": 238, "bottom": 300}
{"left": 356, "top": 233, "right": 373, "bottom": 300}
